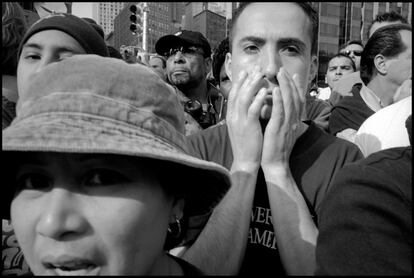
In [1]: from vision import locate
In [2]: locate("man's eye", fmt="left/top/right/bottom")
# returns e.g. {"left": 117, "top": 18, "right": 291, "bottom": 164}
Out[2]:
{"left": 244, "top": 45, "right": 259, "bottom": 54}
{"left": 24, "top": 53, "right": 41, "bottom": 61}
{"left": 284, "top": 46, "right": 300, "bottom": 54}
{"left": 84, "top": 169, "right": 130, "bottom": 187}
{"left": 16, "top": 173, "right": 51, "bottom": 190}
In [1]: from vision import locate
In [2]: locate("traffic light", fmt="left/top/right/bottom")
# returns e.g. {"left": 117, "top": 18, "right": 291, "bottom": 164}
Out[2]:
{"left": 129, "top": 4, "right": 142, "bottom": 35}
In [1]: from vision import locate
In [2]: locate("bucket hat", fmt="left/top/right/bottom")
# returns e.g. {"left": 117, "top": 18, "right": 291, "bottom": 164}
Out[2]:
{"left": 2, "top": 55, "right": 230, "bottom": 219}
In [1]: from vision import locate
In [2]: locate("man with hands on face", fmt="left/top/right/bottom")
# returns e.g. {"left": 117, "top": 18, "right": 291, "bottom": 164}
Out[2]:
{"left": 174, "top": 2, "right": 363, "bottom": 276}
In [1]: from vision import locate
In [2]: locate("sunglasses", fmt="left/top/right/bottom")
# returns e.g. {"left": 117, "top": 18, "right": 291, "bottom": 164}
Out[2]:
{"left": 342, "top": 50, "right": 362, "bottom": 57}
{"left": 164, "top": 46, "right": 205, "bottom": 58}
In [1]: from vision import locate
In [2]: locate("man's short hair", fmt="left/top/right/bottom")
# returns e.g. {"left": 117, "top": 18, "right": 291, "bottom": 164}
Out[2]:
{"left": 229, "top": 2, "right": 319, "bottom": 55}
{"left": 340, "top": 39, "right": 364, "bottom": 51}
{"left": 327, "top": 53, "right": 357, "bottom": 72}
{"left": 368, "top": 11, "right": 408, "bottom": 37}
{"left": 372, "top": 11, "right": 408, "bottom": 25}
{"left": 360, "top": 24, "right": 412, "bottom": 85}
{"left": 212, "top": 37, "right": 229, "bottom": 82}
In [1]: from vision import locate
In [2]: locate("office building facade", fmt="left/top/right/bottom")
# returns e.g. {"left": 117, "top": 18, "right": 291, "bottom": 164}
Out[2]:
{"left": 93, "top": 2, "right": 127, "bottom": 36}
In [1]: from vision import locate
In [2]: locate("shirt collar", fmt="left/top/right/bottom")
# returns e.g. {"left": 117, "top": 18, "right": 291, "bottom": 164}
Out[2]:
{"left": 359, "top": 85, "right": 384, "bottom": 112}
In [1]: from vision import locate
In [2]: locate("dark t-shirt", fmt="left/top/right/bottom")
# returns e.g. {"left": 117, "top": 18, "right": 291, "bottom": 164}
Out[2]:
{"left": 316, "top": 147, "right": 412, "bottom": 275}
{"left": 169, "top": 253, "right": 204, "bottom": 276}
{"left": 328, "top": 84, "right": 375, "bottom": 135}
{"left": 306, "top": 96, "right": 332, "bottom": 132}
{"left": 187, "top": 121, "right": 362, "bottom": 275}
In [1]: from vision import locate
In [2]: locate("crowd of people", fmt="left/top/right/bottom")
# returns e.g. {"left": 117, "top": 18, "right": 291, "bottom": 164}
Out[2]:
{"left": 2, "top": 2, "right": 412, "bottom": 276}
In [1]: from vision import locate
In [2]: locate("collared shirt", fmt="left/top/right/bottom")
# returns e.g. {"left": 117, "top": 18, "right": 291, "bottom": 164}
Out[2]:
{"left": 360, "top": 85, "right": 384, "bottom": 112}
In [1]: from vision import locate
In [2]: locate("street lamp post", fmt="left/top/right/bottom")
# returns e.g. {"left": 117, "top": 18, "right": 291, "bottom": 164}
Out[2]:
{"left": 143, "top": 2, "right": 149, "bottom": 63}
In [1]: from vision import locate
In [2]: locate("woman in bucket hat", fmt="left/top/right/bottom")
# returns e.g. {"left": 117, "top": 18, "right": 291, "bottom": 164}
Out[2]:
{"left": 3, "top": 55, "right": 231, "bottom": 275}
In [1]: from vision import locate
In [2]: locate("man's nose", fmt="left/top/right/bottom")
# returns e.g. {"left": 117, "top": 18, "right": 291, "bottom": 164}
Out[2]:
{"left": 35, "top": 188, "right": 88, "bottom": 240}
{"left": 263, "top": 49, "right": 281, "bottom": 84}
{"left": 173, "top": 51, "right": 185, "bottom": 63}
{"left": 34, "top": 54, "right": 59, "bottom": 74}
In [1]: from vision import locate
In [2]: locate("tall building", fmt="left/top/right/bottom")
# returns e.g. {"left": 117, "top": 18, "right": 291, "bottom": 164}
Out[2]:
{"left": 93, "top": 2, "right": 127, "bottom": 36}
{"left": 314, "top": 2, "right": 412, "bottom": 86}
{"left": 113, "top": 2, "right": 185, "bottom": 54}
{"left": 183, "top": 2, "right": 234, "bottom": 52}
{"left": 193, "top": 10, "right": 226, "bottom": 50}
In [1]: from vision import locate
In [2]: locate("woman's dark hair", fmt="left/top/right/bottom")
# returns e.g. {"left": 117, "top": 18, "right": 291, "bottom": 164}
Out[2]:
{"left": 2, "top": 2, "right": 27, "bottom": 76}
{"left": 360, "top": 23, "right": 411, "bottom": 85}
{"left": 212, "top": 37, "right": 229, "bottom": 83}
{"left": 229, "top": 2, "right": 319, "bottom": 55}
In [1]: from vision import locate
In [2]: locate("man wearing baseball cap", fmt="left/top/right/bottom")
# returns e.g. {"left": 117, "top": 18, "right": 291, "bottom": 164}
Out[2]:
{"left": 156, "top": 30, "right": 226, "bottom": 131}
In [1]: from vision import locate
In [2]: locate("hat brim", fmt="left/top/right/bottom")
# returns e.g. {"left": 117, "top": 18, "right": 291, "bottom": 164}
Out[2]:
{"left": 2, "top": 113, "right": 231, "bottom": 219}
{"left": 155, "top": 35, "right": 197, "bottom": 56}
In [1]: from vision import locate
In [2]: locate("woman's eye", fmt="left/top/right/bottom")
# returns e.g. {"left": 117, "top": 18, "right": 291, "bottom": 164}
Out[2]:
{"left": 84, "top": 169, "right": 130, "bottom": 187}
{"left": 16, "top": 173, "right": 51, "bottom": 190}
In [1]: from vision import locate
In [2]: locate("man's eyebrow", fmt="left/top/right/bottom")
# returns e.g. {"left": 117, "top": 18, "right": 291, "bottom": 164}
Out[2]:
{"left": 22, "top": 43, "right": 82, "bottom": 54}
{"left": 22, "top": 43, "right": 42, "bottom": 50}
{"left": 238, "top": 36, "right": 266, "bottom": 46}
{"left": 277, "top": 38, "right": 307, "bottom": 51}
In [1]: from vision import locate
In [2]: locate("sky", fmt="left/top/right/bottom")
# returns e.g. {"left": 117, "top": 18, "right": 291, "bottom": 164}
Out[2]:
{"left": 72, "top": 2, "right": 94, "bottom": 19}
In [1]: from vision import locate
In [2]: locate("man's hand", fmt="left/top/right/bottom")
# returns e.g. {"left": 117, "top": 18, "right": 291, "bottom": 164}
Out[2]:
{"left": 226, "top": 66, "right": 268, "bottom": 173}
{"left": 261, "top": 68, "right": 307, "bottom": 171}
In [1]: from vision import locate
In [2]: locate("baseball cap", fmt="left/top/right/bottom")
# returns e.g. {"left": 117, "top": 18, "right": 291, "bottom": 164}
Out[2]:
{"left": 155, "top": 30, "right": 211, "bottom": 58}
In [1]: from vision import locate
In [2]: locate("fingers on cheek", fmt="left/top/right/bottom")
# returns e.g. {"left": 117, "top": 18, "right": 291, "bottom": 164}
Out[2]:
{"left": 272, "top": 87, "right": 284, "bottom": 117}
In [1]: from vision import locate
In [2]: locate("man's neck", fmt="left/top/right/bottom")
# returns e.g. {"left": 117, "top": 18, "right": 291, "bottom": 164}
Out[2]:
{"left": 367, "top": 78, "right": 398, "bottom": 107}
{"left": 179, "top": 80, "right": 209, "bottom": 104}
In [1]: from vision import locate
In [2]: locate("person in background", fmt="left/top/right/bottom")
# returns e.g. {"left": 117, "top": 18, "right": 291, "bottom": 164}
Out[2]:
{"left": 149, "top": 54, "right": 167, "bottom": 81}
{"left": 329, "top": 24, "right": 411, "bottom": 143}
{"left": 339, "top": 40, "right": 364, "bottom": 71}
{"left": 316, "top": 115, "right": 412, "bottom": 275}
{"left": 212, "top": 37, "right": 231, "bottom": 100}
{"left": 368, "top": 11, "right": 409, "bottom": 38}
{"left": 331, "top": 11, "right": 409, "bottom": 104}
{"left": 2, "top": 2, "right": 27, "bottom": 130}
{"left": 317, "top": 53, "right": 356, "bottom": 102}
{"left": 155, "top": 30, "right": 225, "bottom": 130}
{"left": 355, "top": 93, "right": 411, "bottom": 157}
{"left": 16, "top": 13, "right": 109, "bottom": 100}
{"left": 211, "top": 37, "right": 231, "bottom": 121}
{"left": 174, "top": 3, "right": 362, "bottom": 275}
{"left": 2, "top": 3, "right": 31, "bottom": 276}
{"left": 3, "top": 55, "right": 231, "bottom": 275}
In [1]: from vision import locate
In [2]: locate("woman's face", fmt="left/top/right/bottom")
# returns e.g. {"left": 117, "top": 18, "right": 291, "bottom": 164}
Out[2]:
{"left": 11, "top": 152, "right": 183, "bottom": 275}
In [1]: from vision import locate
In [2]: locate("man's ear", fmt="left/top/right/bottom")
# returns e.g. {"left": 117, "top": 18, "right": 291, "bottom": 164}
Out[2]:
{"left": 225, "top": 52, "right": 232, "bottom": 81}
{"left": 204, "top": 57, "right": 212, "bottom": 76}
{"left": 374, "top": 54, "right": 387, "bottom": 75}
{"left": 308, "top": 54, "right": 318, "bottom": 84}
